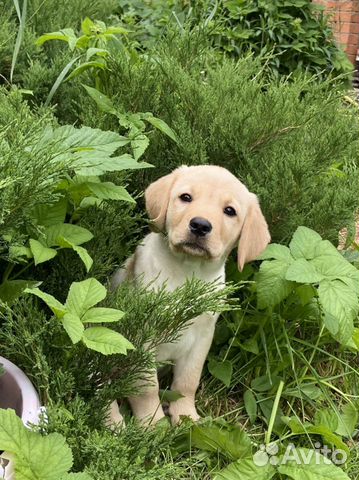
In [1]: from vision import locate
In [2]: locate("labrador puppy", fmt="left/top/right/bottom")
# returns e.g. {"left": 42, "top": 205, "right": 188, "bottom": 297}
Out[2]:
{"left": 110, "top": 165, "right": 270, "bottom": 425}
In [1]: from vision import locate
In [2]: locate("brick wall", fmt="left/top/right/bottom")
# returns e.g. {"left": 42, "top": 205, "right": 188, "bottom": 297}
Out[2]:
{"left": 315, "top": 0, "right": 359, "bottom": 64}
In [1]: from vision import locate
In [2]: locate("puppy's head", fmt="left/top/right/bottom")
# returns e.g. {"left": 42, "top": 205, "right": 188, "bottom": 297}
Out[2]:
{"left": 145, "top": 165, "right": 270, "bottom": 270}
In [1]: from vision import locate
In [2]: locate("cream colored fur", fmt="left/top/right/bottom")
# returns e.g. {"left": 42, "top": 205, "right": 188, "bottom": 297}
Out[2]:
{"left": 109, "top": 165, "right": 270, "bottom": 426}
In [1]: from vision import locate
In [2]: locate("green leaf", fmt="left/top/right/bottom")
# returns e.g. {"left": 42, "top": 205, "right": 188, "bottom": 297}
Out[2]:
{"left": 86, "top": 182, "right": 135, "bottom": 202}
{"left": 81, "top": 307, "right": 125, "bottom": 323}
{"left": 278, "top": 448, "right": 350, "bottom": 480}
{"left": 190, "top": 423, "right": 252, "bottom": 461}
{"left": 208, "top": 359, "right": 233, "bottom": 387}
{"left": 36, "top": 28, "right": 76, "bottom": 47}
{"left": 73, "top": 153, "right": 152, "bottom": 176}
{"left": 0, "top": 280, "right": 39, "bottom": 305}
{"left": 159, "top": 389, "right": 185, "bottom": 402}
{"left": 86, "top": 47, "right": 108, "bottom": 61}
{"left": 56, "top": 237, "right": 93, "bottom": 272}
{"left": 243, "top": 390, "right": 257, "bottom": 423}
{"left": 73, "top": 245, "right": 93, "bottom": 272}
{"left": 45, "top": 223, "right": 93, "bottom": 247}
{"left": 65, "top": 278, "right": 107, "bottom": 317}
{"left": 62, "top": 473, "right": 93, "bottom": 479}
{"left": 251, "top": 374, "right": 281, "bottom": 392}
{"left": 335, "top": 403, "right": 358, "bottom": 437}
{"left": 285, "top": 258, "right": 324, "bottom": 283}
{"left": 0, "top": 409, "right": 73, "bottom": 480}
{"left": 25, "top": 287, "right": 66, "bottom": 318}
{"left": 215, "top": 458, "right": 276, "bottom": 480}
{"left": 131, "top": 134, "right": 150, "bottom": 160}
{"left": 66, "top": 61, "right": 106, "bottom": 81}
{"left": 9, "top": 245, "right": 32, "bottom": 260}
{"left": 289, "top": 226, "right": 322, "bottom": 260}
{"left": 318, "top": 279, "right": 357, "bottom": 344}
{"left": 32, "top": 198, "right": 67, "bottom": 227}
{"left": 144, "top": 115, "right": 178, "bottom": 144}
{"left": 256, "top": 260, "right": 294, "bottom": 309}
{"left": 82, "top": 85, "right": 116, "bottom": 114}
{"left": 62, "top": 313, "right": 84, "bottom": 344}
{"left": 29, "top": 239, "right": 57, "bottom": 265}
{"left": 82, "top": 327, "right": 134, "bottom": 355}
{"left": 257, "top": 243, "right": 292, "bottom": 262}
{"left": 81, "top": 17, "right": 95, "bottom": 35}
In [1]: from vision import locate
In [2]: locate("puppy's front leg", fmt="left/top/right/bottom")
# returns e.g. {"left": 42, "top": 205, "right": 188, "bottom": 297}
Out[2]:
{"left": 169, "top": 317, "right": 216, "bottom": 424}
{"left": 128, "top": 370, "right": 165, "bottom": 425}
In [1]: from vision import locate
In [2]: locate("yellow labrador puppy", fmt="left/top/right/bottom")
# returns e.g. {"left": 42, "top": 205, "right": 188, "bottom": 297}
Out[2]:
{"left": 110, "top": 165, "right": 270, "bottom": 425}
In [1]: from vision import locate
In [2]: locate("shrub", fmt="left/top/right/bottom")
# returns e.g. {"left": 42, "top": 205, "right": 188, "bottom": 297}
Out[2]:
{"left": 77, "top": 37, "right": 359, "bottom": 244}
{"left": 117, "top": 0, "right": 353, "bottom": 78}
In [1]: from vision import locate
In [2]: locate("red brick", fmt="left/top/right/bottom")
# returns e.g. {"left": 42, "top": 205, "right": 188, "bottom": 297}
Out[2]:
{"left": 347, "top": 32, "right": 359, "bottom": 45}
{"left": 337, "top": 11, "right": 359, "bottom": 22}
{"left": 338, "top": 22, "right": 359, "bottom": 33}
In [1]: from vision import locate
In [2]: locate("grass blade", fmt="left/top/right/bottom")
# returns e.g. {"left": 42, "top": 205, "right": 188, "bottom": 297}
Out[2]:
{"left": 44, "top": 56, "right": 81, "bottom": 106}
{"left": 10, "top": 0, "right": 27, "bottom": 83}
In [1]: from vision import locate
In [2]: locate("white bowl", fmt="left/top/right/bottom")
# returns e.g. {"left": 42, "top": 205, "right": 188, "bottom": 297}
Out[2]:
{"left": 0, "top": 356, "right": 41, "bottom": 479}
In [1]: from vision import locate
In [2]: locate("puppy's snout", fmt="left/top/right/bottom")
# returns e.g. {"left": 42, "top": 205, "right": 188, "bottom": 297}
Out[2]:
{"left": 189, "top": 217, "right": 212, "bottom": 237}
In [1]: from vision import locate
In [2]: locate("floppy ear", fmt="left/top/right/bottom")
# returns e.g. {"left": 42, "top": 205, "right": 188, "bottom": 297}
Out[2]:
{"left": 237, "top": 194, "right": 270, "bottom": 271}
{"left": 145, "top": 171, "right": 177, "bottom": 232}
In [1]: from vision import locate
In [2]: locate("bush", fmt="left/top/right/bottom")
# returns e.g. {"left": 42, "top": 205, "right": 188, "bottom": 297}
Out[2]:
{"left": 77, "top": 36, "right": 359, "bottom": 243}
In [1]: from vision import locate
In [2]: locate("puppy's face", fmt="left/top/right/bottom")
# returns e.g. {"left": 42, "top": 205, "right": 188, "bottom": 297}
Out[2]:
{"left": 145, "top": 165, "right": 270, "bottom": 270}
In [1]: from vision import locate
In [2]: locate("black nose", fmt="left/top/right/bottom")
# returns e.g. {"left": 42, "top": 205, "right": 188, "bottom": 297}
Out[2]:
{"left": 189, "top": 217, "right": 212, "bottom": 237}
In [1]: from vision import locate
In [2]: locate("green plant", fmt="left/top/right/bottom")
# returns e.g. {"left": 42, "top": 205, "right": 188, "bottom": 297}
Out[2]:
{"left": 85, "top": 43, "right": 358, "bottom": 244}
{"left": 203, "top": 0, "right": 353, "bottom": 78}
{"left": 25, "top": 278, "right": 134, "bottom": 355}
{"left": 36, "top": 17, "right": 129, "bottom": 104}
{"left": 0, "top": 88, "right": 152, "bottom": 303}
{"left": 0, "top": 408, "right": 91, "bottom": 479}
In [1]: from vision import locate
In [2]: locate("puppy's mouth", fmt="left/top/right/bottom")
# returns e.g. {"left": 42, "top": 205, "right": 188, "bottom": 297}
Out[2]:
{"left": 173, "top": 241, "right": 211, "bottom": 258}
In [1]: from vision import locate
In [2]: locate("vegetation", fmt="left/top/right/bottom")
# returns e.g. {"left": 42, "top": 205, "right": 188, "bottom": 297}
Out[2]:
{"left": 0, "top": 1, "right": 358, "bottom": 479}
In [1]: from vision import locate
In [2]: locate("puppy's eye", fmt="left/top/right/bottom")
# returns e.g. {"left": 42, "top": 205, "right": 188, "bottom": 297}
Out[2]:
{"left": 224, "top": 206, "right": 236, "bottom": 217}
{"left": 179, "top": 193, "right": 192, "bottom": 202}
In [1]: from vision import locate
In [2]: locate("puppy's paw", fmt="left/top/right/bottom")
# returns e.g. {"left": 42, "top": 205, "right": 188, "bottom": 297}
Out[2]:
{"left": 169, "top": 399, "right": 200, "bottom": 425}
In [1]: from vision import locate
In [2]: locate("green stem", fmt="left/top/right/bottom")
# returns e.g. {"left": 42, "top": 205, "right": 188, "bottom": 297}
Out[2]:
{"left": 265, "top": 380, "right": 284, "bottom": 445}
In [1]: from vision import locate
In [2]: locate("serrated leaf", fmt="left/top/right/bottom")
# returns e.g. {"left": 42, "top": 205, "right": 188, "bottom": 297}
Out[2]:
{"left": 29, "top": 239, "right": 57, "bottom": 265}
{"left": 73, "top": 153, "right": 152, "bottom": 176}
{"left": 256, "top": 260, "right": 294, "bottom": 309}
{"left": 190, "top": 423, "right": 252, "bottom": 461}
{"left": 62, "top": 473, "right": 93, "bottom": 479}
{"left": 81, "top": 307, "right": 125, "bottom": 323}
{"left": 257, "top": 243, "right": 292, "bottom": 262}
{"left": 215, "top": 458, "right": 275, "bottom": 480}
{"left": 145, "top": 115, "right": 178, "bottom": 144}
{"left": 131, "top": 134, "right": 150, "bottom": 160}
{"left": 208, "top": 359, "right": 233, "bottom": 387}
{"left": 278, "top": 448, "right": 350, "bottom": 480}
{"left": 83, "top": 85, "right": 116, "bottom": 113}
{"left": 25, "top": 287, "right": 66, "bottom": 318}
{"left": 45, "top": 223, "right": 93, "bottom": 247}
{"left": 285, "top": 258, "right": 324, "bottom": 283}
{"left": 82, "top": 327, "right": 134, "bottom": 355}
{"left": 65, "top": 278, "right": 106, "bottom": 317}
{"left": 243, "top": 390, "right": 257, "bottom": 423}
{"left": 86, "top": 182, "right": 135, "bottom": 202}
{"left": 62, "top": 313, "right": 84, "bottom": 343}
{"left": 318, "top": 279, "right": 357, "bottom": 344}
{"left": 289, "top": 226, "right": 322, "bottom": 260}
{"left": 0, "top": 409, "right": 73, "bottom": 480}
